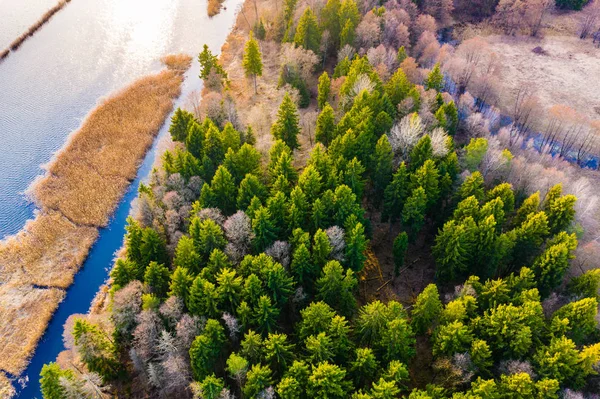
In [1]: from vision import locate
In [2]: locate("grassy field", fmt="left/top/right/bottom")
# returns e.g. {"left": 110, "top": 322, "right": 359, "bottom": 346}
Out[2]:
{"left": 0, "top": 54, "right": 191, "bottom": 377}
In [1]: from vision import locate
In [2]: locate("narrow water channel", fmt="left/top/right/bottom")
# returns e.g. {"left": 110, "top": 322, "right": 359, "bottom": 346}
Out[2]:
{"left": 0, "top": 0, "right": 242, "bottom": 395}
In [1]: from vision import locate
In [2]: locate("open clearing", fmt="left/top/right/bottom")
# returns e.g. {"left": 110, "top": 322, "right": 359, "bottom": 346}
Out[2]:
{"left": 485, "top": 35, "right": 600, "bottom": 122}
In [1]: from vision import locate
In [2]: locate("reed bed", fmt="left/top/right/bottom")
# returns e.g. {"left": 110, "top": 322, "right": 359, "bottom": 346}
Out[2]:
{"left": 0, "top": 49, "right": 9, "bottom": 61}
{"left": 0, "top": 54, "right": 192, "bottom": 379}
{"left": 33, "top": 65, "right": 187, "bottom": 226}
{"left": 208, "top": 0, "right": 226, "bottom": 17}
{"left": 0, "top": 285, "right": 65, "bottom": 375}
{"left": 9, "top": 0, "right": 72, "bottom": 51}
{"left": 0, "top": 372, "right": 15, "bottom": 398}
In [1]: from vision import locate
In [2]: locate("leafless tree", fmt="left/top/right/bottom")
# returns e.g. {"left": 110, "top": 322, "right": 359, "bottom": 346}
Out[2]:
{"left": 579, "top": 0, "right": 600, "bottom": 39}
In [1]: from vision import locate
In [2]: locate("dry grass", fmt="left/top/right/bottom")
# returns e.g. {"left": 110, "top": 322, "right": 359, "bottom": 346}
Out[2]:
{"left": 208, "top": 0, "right": 226, "bottom": 17}
{"left": 161, "top": 54, "right": 193, "bottom": 72}
{"left": 484, "top": 35, "right": 600, "bottom": 122}
{"left": 0, "top": 49, "right": 8, "bottom": 60}
{"left": 0, "top": 372, "right": 15, "bottom": 399}
{"left": 9, "top": 0, "right": 72, "bottom": 51}
{"left": 0, "top": 54, "right": 191, "bottom": 380}
{"left": 33, "top": 58, "right": 190, "bottom": 226}
{"left": 0, "top": 285, "right": 65, "bottom": 375}
{"left": 0, "top": 211, "right": 98, "bottom": 288}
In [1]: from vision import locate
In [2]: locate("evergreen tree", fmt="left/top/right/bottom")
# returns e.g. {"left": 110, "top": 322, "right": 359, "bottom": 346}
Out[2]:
{"left": 487, "top": 183, "right": 515, "bottom": 215}
{"left": 350, "top": 348, "right": 378, "bottom": 387}
{"left": 410, "top": 135, "right": 434, "bottom": 171}
{"left": 169, "top": 266, "right": 193, "bottom": 303}
{"left": 433, "top": 218, "right": 477, "bottom": 282}
{"left": 316, "top": 103, "right": 336, "bottom": 146}
{"left": 547, "top": 194, "right": 577, "bottom": 234}
{"left": 291, "top": 243, "right": 315, "bottom": 289}
{"left": 305, "top": 332, "right": 335, "bottom": 364}
{"left": 444, "top": 101, "right": 459, "bottom": 136}
{"left": 253, "top": 295, "right": 280, "bottom": 334}
{"left": 318, "top": 72, "right": 331, "bottom": 110}
{"left": 515, "top": 191, "right": 540, "bottom": 226}
{"left": 189, "top": 217, "right": 227, "bottom": 260}
{"left": 345, "top": 222, "right": 368, "bottom": 272}
{"left": 271, "top": 93, "right": 301, "bottom": 149}
{"left": 554, "top": 297, "right": 598, "bottom": 344}
{"left": 307, "top": 362, "right": 351, "bottom": 399}
{"left": 532, "top": 232, "right": 577, "bottom": 296}
{"left": 144, "top": 261, "right": 171, "bottom": 298}
{"left": 125, "top": 216, "right": 144, "bottom": 267}
{"left": 237, "top": 173, "right": 267, "bottom": 210}
{"left": 265, "top": 333, "right": 295, "bottom": 373}
{"left": 424, "top": 63, "right": 444, "bottom": 92}
{"left": 140, "top": 227, "right": 168, "bottom": 268}
{"left": 411, "top": 284, "right": 443, "bottom": 335}
{"left": 433, "top": 321, "right": 473, "bottom": 356}
{"left": 198, "top": 375, "right": 225, "bottom": 399}
{"left": 199, "top": 44, "right": 228, "bottom": 82}
{"left": 402, "top": 187, "right": 428, "bottom": 238}
{"left": 313, "top": 229, "right": 332, "bottom": 268}
{"left": 298, "top": 165, "right": 323, "bottom": 205}
{"left": 252, "top": 207, "right": 278, "bottom": 252}
{"left": 210, "top": 165, "right": 237, "bottom": 215}
{"left": 243, "top": 31, "right": 263, "bottom": 94}
{"left": 457, "top": 171, "right": 485, "bottom": 203}
{"left": 317, "top": 260, "right": 357, "bottom": 317}
{"left": 186, "top": 120, "right": 205, "bottom": 158}
{"left": 383, "top": 162, "right": 410, "bottom": 223}
{"left": 189, "top": 319, "right": 226, "bottom": 380}
{"left": 373, "top": 135, "right": 393, "bottom": 208}
{"left": 73, "top": 319, "right": 120, "bottom": 380}
{"left": 40, "top": 363, "right": 75, "bottom": 399}
{"left": 321, "top": 0, "right": 342, "bottom": 47}
{"left": 216, "top": 268, "right": 243, "bottom": 311}
{"left": 244, "top": 364, "right": 273, "bottom": 398}
{"left": 392, "top": 232, "right": 409, "bottom": 276}
{"left": 110, "top": 258, "right": 136, "bottom": 287}
{"left": 568, "top": 268, "right": 600, "bottom": 299}
{"left": 343, "top": 157, "right": 366, "bottom": 199}
{"left": 411, "top": 160, "right": 440, "bottom": 209}
{"left": 385, "top": 68, "right": 412, "bottom": 108}
{"left": 464, "top": 138, "right": 488, "bottom": 172}
{"left": 169, "top": 108, "right": 195, "bottom": 142}
{"left": 294, "top": 7, "right": 321, "bottom": 53}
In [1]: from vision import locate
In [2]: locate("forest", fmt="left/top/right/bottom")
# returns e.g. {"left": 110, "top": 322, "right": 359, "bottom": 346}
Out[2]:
{"left": 38, "top": 0, "right": 600, "bottom": 398}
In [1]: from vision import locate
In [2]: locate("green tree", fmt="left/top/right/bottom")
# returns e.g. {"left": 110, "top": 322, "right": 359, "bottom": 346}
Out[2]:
{"left": 487, "top": 183, "right": 515, "bottom": 214}
{"left": 265, "top": 333, "right": 295, "bottom": 373}
{"left": 253, "top": 295, "right": 280, "bottom": 334}
{"left": 313, "top": 229, "right": 332, "bottom": 268}
{"left": 307, "top": 362, "right": 351, "bottom": 399}
{"left": 190, "top": 319, "right": 226, "bottom": 380}
{"left": 568, "top": 268, "right": 600, "bottom": 299}
{"left": 237, "top": 173, "right": 267, "bottom": 210}
{"left": 393, "top": 232, "right": 409, "bottom": 276}
{"left": 173, "top": 235, "right": 201, "bottom": 273}
{"left": 244, "top": 364, "right": 273, "bottom": 398}
{"left": 210, "top": 165, "right": 237, "bottom": 215}
{"left": 350, "top": 348, "right": 378, "bottom": 387}
{"left": 402, "top": 187, "right": 428, "bottom": 238}
{"left": 198, "top": 44, "right": 228, "bottom": 83}
{"left": 188, "top": 277, "right": 220, "bottom": 317}
{"left": 533, "top": 336, "right": 581, "bottom": 386}
{"left": 216, "top": 268, "right": 243, "bottom": 310}
{"left": 343, "top": 157, "right": 366, "bottom": 199}
{"left": 169, "top": 266, "right": 193, "bottom": 303}
{"left": 140, "top": 227, "right": 168, "bottom": 268}
{"left": 240, "top": 330, "right": 263, "bottom": 363}
{"left": 433, "top": 218, "right": 477, "bottom": 282}
{"left": 373, "top": 135, "right": 393, "bottom": 207}
{"left": 547, "top": 194, "right": 577, "bottom": 234}
{"left": 40, "top": 363, "right": 75, "bottom": 399}
{"left": 321, "top": 0, "right": 342, "bottom": 47}
{"left": 144, "top": 261, "right": 170, "bottom": 297}
{"left": 317, "top": 260, "right": 357, "bottom": 317}
{"left": 197, "top": 375, "right": 224, "bottom": 399}
{"left": 515, "top": 192, "right": 540, "bottom": 226}
{"left": 458, "top": 171, "right": 485, "bottom": 203}
{"left": 345, "top": 222, "right": 368, "bottom": 272}
{"left": 383, "top": 162, "right": 410, "bottom": 223}
{"left": 125, "top": 216, "right": 144, "bottom": 267}
{"left": 243, "top": 31, "right": 263, "bottom": 94}
{"left": 464, "top": 138, "right": 488, "bottom": 172}
{"left": 554, "top": 297, "right": 599, "bottom": 344}
{"left": 433, "top": 321, "right": 473, "bottom": 356}
{"left": 226, "top": 352, "right": 249, "bottom": 392}
{"left": 306, "top": 332, "right": 335, "bottom": 363}
{"left": 385, "top": 67, "right": 412, "bottom": 108}
{"left": 411, "top": 284, "right": 443, "bottom": 335}
{"left": 186, "top": 120, "right": 204, "bottom": 158}
{"left": 73, "top": 319, "right": 120, "bottom": 380}
{"left": 316, "top": 103, "right": 336, "bottom": 146}
{"left": 298, "top": 165, "right": 323, "bottom": 204}
{"left": 189, "top": 217, "right": 227, "bottom": 260}
{"left": 409, "top": 135, "right": 433, "bottom": 171}
{"left": 294, "top": 7, "right": 321, "bottom": 53}
{"left": 291, "top": 243, "right": 315, "bottom": 289}
{"left": 532, "top": 232, "right": 577, "bottom": 296}
{"left": 470, "top": 339, "right": 493, "bottom": 373}
{"left": 271, "top": 93, "right": 300, "bottom": 149}
{"left": 110, "top": 258, "right": 136, "bottom": 287}
{"left": 298, "top": 301, "right": 336, "bottom": 340}
{"left": 411, "top": 159, "right": 440, "bottom": 208}
{"left": 318, "top": 72, "right": 331, "bottom": 109}
{"left": 424, "top": 63, "right": 444, "bottom": 92}
{"left": 169, "top": 108, "right": 195, "bottom": 142}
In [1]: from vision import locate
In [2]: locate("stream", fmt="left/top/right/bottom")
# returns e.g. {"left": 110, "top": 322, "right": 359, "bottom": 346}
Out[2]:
{"left": 0, "top": 0, "right": 242, "bottom": 396}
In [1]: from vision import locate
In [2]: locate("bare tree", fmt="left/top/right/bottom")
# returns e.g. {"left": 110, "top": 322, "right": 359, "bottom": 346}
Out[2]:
{"left": 580, "top": 0, "right": 600, "bottom": 39}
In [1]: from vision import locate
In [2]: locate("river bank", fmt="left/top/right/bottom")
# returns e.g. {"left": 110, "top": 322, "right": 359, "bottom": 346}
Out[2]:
{"left": 0, "top": 0, "right": 72, "bottom": 63}
{"left": 0, "top": 55, "right": 190, "bottom": 381}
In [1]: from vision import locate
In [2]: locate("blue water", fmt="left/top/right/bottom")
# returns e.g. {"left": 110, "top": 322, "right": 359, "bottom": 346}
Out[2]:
{"left": 1, "top": 0, "right": 243, "bottom": 396}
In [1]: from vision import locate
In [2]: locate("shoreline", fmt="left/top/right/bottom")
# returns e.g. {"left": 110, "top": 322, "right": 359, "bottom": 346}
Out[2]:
{"left": 0, "top": 54, "right": 191, "bottom": 379}
{"left": 1, "top": 0, "right": 73, "bottom": 63}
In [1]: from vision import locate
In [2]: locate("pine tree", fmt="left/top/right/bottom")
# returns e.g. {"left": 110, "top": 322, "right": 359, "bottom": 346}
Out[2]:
{"left": 189, "top": 319, "right": 226, "bottom": 380}
{"left": 316, "top": 103, "right": 336, "bottom": 146}
{"left": 487, "top": 182, "right": 515, "bottom": 214}
{"left": 144, "top": 261, "right": 171, "bottom": 297}
{"left": 222, "top": 122, "right": 241, "bottom": 152}
{"left": 40, "top": 363, "right": 74, "bottom": 399}
{"left": 317, "top": 72, "right": 331, "bottom": 110}
{"left": 433, "top": 218, "right": 477, "bottom": 282}
{"left": 568, "top": 268, "right": 600, "bottom": 299}
{"left": 345, "top": 222, "right": 368, "bottom": 272}
{"left": 189, "top": 217, "right": 227, "bottom": 260}
{"left": 244, "top": 364, "right": 273, "bottom": 398}
{"left": 291, "top": 243, "right": 315, "bottom": 289}
{"left": 141, "top": 227, "right": 168, "bottom": 269}
{"left": 295, "top": 7, "right": 321, "bottom": 53}
{"left": 321, "top": 0, "right": 342, "bottom": 48}
{"left": 125, "top": 217, "right": 144, "bottom": 266}
{"left": 411, "top": 159, "right": 440, "bottom": 209}
{"left": 465, "top": 138, "right": 489, "bottom": 172}
{"left": 199, "top": 44, "right": 227, "bottom": 81}
{"left": 186, "top": 120, "right": 205, "bottom": 158}
{"left": 444, "top": 101, "right": 459, "bottom": 136}
{"left": 169, "top": 108, "right": 195, "bottom": 142}
{"left": 253, "top": 295, "right": 280, "bottom": 334}
{"left": 237, "top": 173, "right": 267, "bottom": 210}
{"left": 392, "top": 232, "right": 409, "bottom": 276}
{"left": 555, "top": 297, "right": 599, "bottom": 344}
{"left": 402, "top": 187, "right": 428, "bottom": 239}
{"left": 265, "top": 333, "right": 295, "bottom": 373}
{"left": 385, "top": 68, "right": 412, "bottom": 108}
{"left": 373, "top": 135, "right": 393, "bottom": 208}
{"left": 169, "top": 266, "right": 193, "bottom": 303}
{"left": 252, "top": 207, "right": 278, "bottom": 252}
{"left": 515, "top": 191, "right": 540, "bottom": 226}
{"left": 547, "top": 194, "right": 577, "bottom": 234}
{"left": 457, "top": 171, "right": 485, "bottom": 203}
{"left": 316, "top": 260, "right": 357, "bottom": 317}
{"left": 243, "top": 31, "right": 263, "bottom": 94}
{"left": 298, "top": 165, "right": 323, "bottom": 204}
{"left": 343, "top": 157, "right": 366, "bottom": 199}
{"left": 410, "top": 135, "right": 434, "bottom": 171}
{"left": 383, "top": 162, "right": 410, "bottom": 223}
{"left": 424, "top": 63, "right": 444, "bottom": 92}
{"left": 313, "top": 229, "right": 332, "bottom": 268}
{"left": 73, "top": 319, "right": 120, "bottom": 380}
{"left": 532, "top": 232, "right": 577, "bottom": 297}
{"left": 271, "top": 93, "right": 301, "bottom": 149}
{"left": 411, "top": 284, "right": 443, "bottom": 335}
{"left": 210, "top": 165, "right": 237, "bottom": 215}
{"left": 350, "top": 347, "right": 378, "bottom": 387}
{"left": 198, "top": 375, "right": 225, "bottom": 399}
{"left": 307, "top": 362, "right": 351, "bottom": 399}
{"left": 110, "top": 258, "right": 136, "bottom": 287}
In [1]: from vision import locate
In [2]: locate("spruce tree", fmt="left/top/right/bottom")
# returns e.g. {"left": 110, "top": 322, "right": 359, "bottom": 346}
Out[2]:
{"left": 169, "top": 108, "right": 195, "bottom": 142}
{"left": 144, "top": 261, "right": 171, "bottom": 298}
{"left": 383, "top": 162, "right": 410, "bottom": 223}
{"left": 252, "top": 207, "right": 278, "bottom": 252}
{"left": 237, "top": 174, "right": 267, "bottom": 210}
{"left": 243, "top": 31, "right": 263, "bottom": 94}
{"left": 291, "top": 243, "right": 314, "bottom": 289}
{"left": 385, "top": 68, "right": 412, "bottom": 108}
{"left": 271, "top": 93, "right": 301, "bottom": 150}
{"left": 402, "top": 187, "right": 428, "bottom": 239}
{"left": 316, "top": 103, "right": 336, "bottom": 146}
{"left": 294, "top": 7, "right": 321, "bottom": 53}
{"left": 140, "top": 227, "right": 168, "bottom": 267}
{"left": 317, "top": 72, "right": 331, "bottom": 110}
{"left": 345, "top": 222, "right": 368, "bottom": 272}
{"left": 186, "top": 120, "right": 205, "bottom": 158}
{"left": 372, "top": 135, "right": 393, "bottom": 208}
{"left": 411, "top": 284, "right": 443, "bottom": 335}
{"left": 424, "top": 63, "right": 444, "bottom": 92}
{"left": 392, "top": 232, "right": 409, "bottom": 276}
{"left": 210, "top": 165, "right": 237, "bottom": 215}
{"left": 316, "top": 260, "right": 357, "bottom": 317}
{"left": 169, "top": 266, "right": 193, "bottom": 304}
{"left": 409, "top": 135, "right": 434, "bottom": 171}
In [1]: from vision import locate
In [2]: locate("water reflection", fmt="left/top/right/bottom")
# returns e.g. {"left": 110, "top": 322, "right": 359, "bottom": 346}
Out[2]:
{"left": 0, "top": 0, "right": 240, "bottom": 238}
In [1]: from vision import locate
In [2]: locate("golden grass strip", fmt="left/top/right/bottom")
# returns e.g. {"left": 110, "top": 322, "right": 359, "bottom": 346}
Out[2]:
{"left": 9, "top": 0, "right": 72, "bottom": 51}
{"left": 0, "top": 285, "right": 65, "bottom": 375}
{"left": 0, "top": 372, "right": 15, "bottom": 399}
{"left": 0, "top": 54, "right": 192, "bottom": 379}
{"left": 33, "top": 63, "right": 188, "bottom": 226}
{"left": 208, "top": 0, "right": 226, "bottom": 17}
{"left": 0, "top": 211, "right": 98, "bottom": 288}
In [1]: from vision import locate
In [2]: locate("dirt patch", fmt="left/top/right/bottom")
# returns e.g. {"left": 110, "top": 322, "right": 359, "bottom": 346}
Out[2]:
{"left": 485, "top": 35, "right": 600, "bottom": 123}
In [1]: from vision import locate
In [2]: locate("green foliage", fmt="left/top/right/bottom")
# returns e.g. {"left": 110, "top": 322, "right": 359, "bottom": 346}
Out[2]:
{"left": 424, "top": 64, "right": 444, "bottom": 91}
{"left": 243, "top": 31, "right": 263, "bottom": 93}
{"left": 568, "top": 268, "right": 600, "bottom": 299}
{"left": 402, "top": 187, "right": 428, "bottom": 238}
{"left": 318, "top": 72, "right": 331, "bottom": 110}
{"left": 383, "top": 162, "right": 410, "bottom": 223}
{"left": 307, "top": 362, "right": 352, "bottom": 399}
{"left": 40, "top": 363, "right": 75, "bottom": 399}
{"left": 316, "top": 103, "right": 336, "bottom": 146}
{"left": 199, "top": 44, "right": 228, "bottom": 82}
{"left": 433, "top": 321, "right": 473, "bottom": 356}
{"left": 169, "top": 266, "right": 193, "bottom": 303}
{"left": 385, "top": 67, "right": 412, "bottom": 108}
{"left": 464, "top": 138, "right": 488, "bottom": 172}
{"left": 345, "top": 222, "right": 368, "bottom": 272}
{"left": 190, "top": 319, "right": 226, "bottom": 380}
{"left": 554, "top": 297, "right": 599, "bottom": 344}
{"left": 190, "top": 217, "right": 227, "bottom": 260}
{"left": 393, "top": 232, "right": 409, "bottom": 276}
{"left": 244, "top": 364, "right": 273, "bottom": 397}
{"left": 373, "top": 135, "right": 393, "bottom": 207}
{"left": 294, "top": 7, "right": 321, "bottom": 53}
{"left": 271, "top": 93, "right": 301, "bottom": 149}
{"left": 555, "top": 0, "right": 590, "bottom": 10}
{"left": 411, "top": 284, "right": 443, "bottom": 335}
{"left": 73, "top": 319, "right": 120, "bottom": 380}
{"left": 144, "top": 261, "right": 170, "bottom": 297}
{"left": 317, "top": 260, "right": 357, "bottom": 316}
{"left": 409, "top": 135, "right": 433, "bottom": 171}
{"left": 169, "top": 108, "right": 195, "bottom": 142}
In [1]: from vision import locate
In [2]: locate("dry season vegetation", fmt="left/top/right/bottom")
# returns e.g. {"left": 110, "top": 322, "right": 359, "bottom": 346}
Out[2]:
{"left": 208, "top": 0, "right": 227, "bottom": 17}
{"left": 0, "top": 372, "right": 15, "bottom": 399}
{"left": 0, "top": 54, "right": 191, "bottom": 378}
{"left": 0, "top": 0, "right": 73, "bottom": 63}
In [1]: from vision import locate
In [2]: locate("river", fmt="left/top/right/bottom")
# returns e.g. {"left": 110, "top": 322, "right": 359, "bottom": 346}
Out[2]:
{"left": 0, "top": 0, "right": 242, "bottom": 396}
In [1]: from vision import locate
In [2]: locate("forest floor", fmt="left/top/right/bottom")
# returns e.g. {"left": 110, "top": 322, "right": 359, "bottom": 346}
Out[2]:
{"left": 484, "top": 34, "right": 600, "bottom": 124}
{"left": 0, "top": 55, "right": 190, "bottom": 380}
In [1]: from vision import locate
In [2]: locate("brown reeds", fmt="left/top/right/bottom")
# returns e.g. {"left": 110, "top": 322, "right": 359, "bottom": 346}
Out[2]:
{"left": 208, "top": 0, "right": 226, "bottom": 17}
{"left": 0, "top": 49, "right": 9, "bottom": 61}
{"left": 9, "top": 0, "right": 72, "bottom": 51}
{"left": 0, "top": 372, "right": 15, "bottom": 398}
{"left": 0, "top": 54, "right": 192, "bottom": 378}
